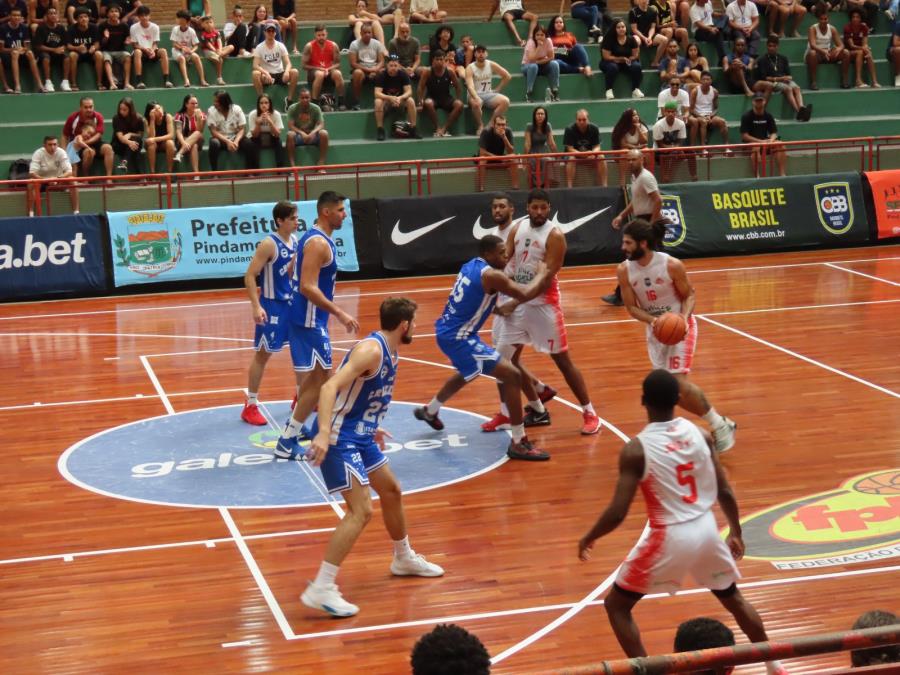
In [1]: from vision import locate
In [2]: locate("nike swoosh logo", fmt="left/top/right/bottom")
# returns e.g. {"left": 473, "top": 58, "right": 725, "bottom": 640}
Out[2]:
{"left": 471, "top": 215, "right": 527, "bottom": 240}
{"left": 391, "top": 216, "right": 455, "bottom": 246}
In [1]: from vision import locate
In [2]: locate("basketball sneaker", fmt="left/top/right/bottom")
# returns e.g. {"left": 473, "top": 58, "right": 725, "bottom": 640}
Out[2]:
{"left": 538, "top": 384, "right": 558, "bottom": 404}
{"left": 390, "top": 552, "right": 445, "bottom": 577}
{"left": 241, "top": 401, "right": 267, "bottom": 426}
{"left": 523, "top": 407, "right": 551, "bottom": 427}
{"left": 301, "top": 582, "right": 359, "bottom": 617}
{"left": 507, "top": 437, "right": 550, "bottom": 461}
{"left": 713, "top": 417, "right": 737, "bottom": 453}
{"left": 581, "top": 412, "right": 602, "bottom": 435}
{"left": 413, "top": 406, "right": 444, "bottom": 431}
{"left": 481, "top": 412, "right": 510, "bottom": 432}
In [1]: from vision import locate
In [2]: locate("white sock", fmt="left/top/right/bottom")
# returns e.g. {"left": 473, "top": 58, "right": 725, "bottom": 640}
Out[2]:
{"left": 500, "top": 401, "right": 510, "bottom": 417}
{"left": 393, "top": 535, "right": 412, "bottom": 558}
{"left": 511, "top": 423, "right": 525, "bottom": 442}
{"left": 313, "top": 560, "right": 339, "bottom": 587}
{"left": 282, "top": 416, "right": 303, "bottom": 439}
{"left": 582, "top": 403, "right": 595, "bottom": 415}
{"left": 246, "top": 391, "right": 258, "bottom": 405}
{"left": 703, "top": 407, "right": 725, "bottom": 428}
{"left": 527, "top": 399, "right": 545, "bottom": 414}
{"left": 765, "top": 661, "right": 784, "bottom": 675}
{"left": 425, "top": 397, "right": 441, "bottom": 416}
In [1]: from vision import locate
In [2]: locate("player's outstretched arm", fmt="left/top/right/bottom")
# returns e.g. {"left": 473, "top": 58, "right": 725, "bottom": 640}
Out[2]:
{"left": 578, "top": 438, "right": 645, "bottom": 561}
{"left": 707, "top": 431, "right": 745, "bottom": 560}
{"left": 668, "top": 257, "right": 696, "bottom": 318}
{"left": 243, "top": 237, "right": 277, "bottom": 324}
{"left": 299, "top": 237, "right": 359, "bottom": 333}
{"left": 484, "top": 261, "right": 549, "bottom": 303}
{"left": 617, "top": 262, "right": 657, "bottom": 326}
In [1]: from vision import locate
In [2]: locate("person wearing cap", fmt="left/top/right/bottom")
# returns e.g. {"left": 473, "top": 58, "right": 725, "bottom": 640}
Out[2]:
{"left": 652, "top": 100, "right": 694, "bottom": 182}
{"left": 349, "top": 21, "right": 387, "bottom": 109}
{"left": 740, "top": 93, "right": 785, "bottom": 177}
{"left": 374, "top": 52, "right": 420, "bottom": 140}
{"left": 465, "top": 44, "right": 511, "bottom": 136}
{"left": 252, "top": 20, "right": 299, "bottom": 111}
{"left": 754, "top": 34, "right": 811, "bottom": 121}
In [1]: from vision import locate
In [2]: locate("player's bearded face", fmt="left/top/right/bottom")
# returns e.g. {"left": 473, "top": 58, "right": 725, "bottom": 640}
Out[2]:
{"left": 528, "top": 201, "right": 550, "bottom": 227}
{"left": 401, "top": 319, "right": 415, "bottom": 344}
{"left": 628, "top": 242, "right": 648, "bottom": 261}
{"left": 492, "top": 202, "right": 511, "bottom": 224}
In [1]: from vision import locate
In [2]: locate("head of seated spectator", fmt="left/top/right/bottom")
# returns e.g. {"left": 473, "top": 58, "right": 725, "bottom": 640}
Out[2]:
{"left": 673, "top": 617, "right": 736, "bottom": 675}
{"left": 851, "top": 610, "right": 900, "bottom": 668}
{"left": 410, "top": 623, "right": 490, "bottom": 675}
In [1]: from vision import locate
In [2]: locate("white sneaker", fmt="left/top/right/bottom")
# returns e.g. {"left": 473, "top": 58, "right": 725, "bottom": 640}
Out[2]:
{"left": 60, "top": 79, "right": 71, "bottom": 92}
{"left": 300, "top": 582, "right": 359, "bottom": 617}
{"left": 390, "top": 552, "right": 445, "bottom": 577}
{"left": 713, "top": 417, "right": 737, "bottom": 453}
{"left": 605, "top": 88, "right": 614, "bottom": 100}
{"left": 173, "top": 151, "right": 183, "bottom": 164}
{"left": 632, "top": 88, "right": 645, "bottom": 98}
{"left": 44, "top": 79, "right": 54, "bottom": 92}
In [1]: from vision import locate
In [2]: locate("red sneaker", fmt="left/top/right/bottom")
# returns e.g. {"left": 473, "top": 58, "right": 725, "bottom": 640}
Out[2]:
{"left": 481, "top": 412, "right": 510, "bottom": 432}
{"left": 581, "top": 411, "right": 601, "bottom": 435}
{"left": 241, "top": 402, "right": 267, "bottom": 426}
{"left": 538, "top": 385, "right": 557, "bottom": 404}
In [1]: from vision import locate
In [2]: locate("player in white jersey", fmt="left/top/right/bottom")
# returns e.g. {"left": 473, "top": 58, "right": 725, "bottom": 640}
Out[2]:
{"left": 578, "top": 370, "right": 787, "bottom": 675}
{"left": 617, "top": 218, "right": 736, "bottom": 452}
{"left": 492, "top": 188, "right": 601, "bottom": 435}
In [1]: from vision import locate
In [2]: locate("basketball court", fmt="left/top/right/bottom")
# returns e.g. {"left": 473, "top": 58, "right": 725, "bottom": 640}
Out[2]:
{"left": 1, "top": 245, "right": 898, "bottom": 673}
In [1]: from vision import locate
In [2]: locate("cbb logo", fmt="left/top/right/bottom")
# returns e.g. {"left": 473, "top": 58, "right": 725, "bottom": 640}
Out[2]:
{"left": 660, "top": 195, "right": 687, "bottom": 248}
{"left": 820, "top": 195, "right": 848, "bottom": 214}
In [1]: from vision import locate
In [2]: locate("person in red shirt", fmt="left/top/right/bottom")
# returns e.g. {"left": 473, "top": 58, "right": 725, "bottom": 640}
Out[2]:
{"left": 62, "top": 96, "right": 113, "bottom": 176}
{"left": 301, "top": 24, "right": 346, "bottom": 109}
{"left": 546, "top": 14, "right": 591, "bottom": 77}
{"left": 843, "top": 8, "right": 879, "bottom": 88}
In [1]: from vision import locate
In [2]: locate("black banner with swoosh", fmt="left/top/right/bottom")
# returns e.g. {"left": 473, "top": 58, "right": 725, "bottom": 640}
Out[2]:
{"left": 375, "top": 187, "right": 625, "bottom": 272}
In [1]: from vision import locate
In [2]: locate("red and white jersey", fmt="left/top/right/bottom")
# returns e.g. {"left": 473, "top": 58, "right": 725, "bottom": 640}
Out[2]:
{"left": 510, "top": 219, "right": 560, "bottom": 306}
{"left": 637, "top": 417, "right": 717, "bottom": 526}
{"left": 625, "top": 251, "right": 682, "bottom": 317}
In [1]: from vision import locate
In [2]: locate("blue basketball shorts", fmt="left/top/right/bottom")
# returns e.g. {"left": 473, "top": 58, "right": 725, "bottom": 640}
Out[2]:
{"left": 289, "top": 324, "right": 332, "bottom": 372}
{"left": 437, "top": 334, "right": 501, "bottom": 382}
{"left": 253, "top": 299, "right": 291, "bottom": 352}
{"left": 320, "top": 440, "right": 388, "bottom": 494}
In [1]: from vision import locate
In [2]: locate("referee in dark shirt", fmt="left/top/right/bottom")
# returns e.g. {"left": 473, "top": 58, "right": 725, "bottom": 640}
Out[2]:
{"left": 740, "top": 93, "right": 786, "bottom": 177}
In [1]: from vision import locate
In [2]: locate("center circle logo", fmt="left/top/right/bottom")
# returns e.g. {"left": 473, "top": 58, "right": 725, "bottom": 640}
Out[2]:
{"left": 58, "top": 402, "right": 507, "bottom": 508}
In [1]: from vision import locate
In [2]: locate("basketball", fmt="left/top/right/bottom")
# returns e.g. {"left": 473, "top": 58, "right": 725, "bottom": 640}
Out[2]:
{"left": 852, "top": 471, "right": 900, "bottom": 495}
{"left": 653, "top": 312, "right": 687, "bottom": 345}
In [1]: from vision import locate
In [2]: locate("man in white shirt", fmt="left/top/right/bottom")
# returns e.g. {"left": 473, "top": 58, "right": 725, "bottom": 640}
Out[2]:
{"left": 653, "top": 100, "right": 695, "bottom": 182}
{"left": 349, "top": 22, "right": 386, "bottom": 110}
{"left": 207, "top": 89, "right": 260, "bottom": 170}
{"left": 465, "top": 44, "right": 511, "bottom": 135}
{"left": 689, "top": 0, "right": 726, "bottom": 61}
{"left": 170, "top": 9, "right": 207, "bottom": 87}
{"left": 724, "top": 0, "right": 759, "bottom": 56}
{"left": 656, "top": 75, "right": 690, "bottom": 120}
{"left": 129, "top": 6, "right": 172, "bottom": 88}
{"left": 28, "top": 135, "right": 78, "bottom": 216}
{"left": 409, "top": 0, "right": 447, "bottom": 23}
{"left": 252, "top": 22, "right": 299, "bottom": 111}
{"left": 486, "top": 0, "right": 537, "bottom": 47}
{"left": 689, "top": 70, "right": 730, "bottom": 148}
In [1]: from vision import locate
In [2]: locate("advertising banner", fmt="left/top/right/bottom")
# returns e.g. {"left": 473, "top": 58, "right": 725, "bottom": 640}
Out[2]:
{"left": 107, "top": 200, "right": 359, "bottom": 287}
{"left": 376, "top": 187, "right": 625, "bottom": 271}
{"left": 864, "top": 169, "right": 900, "bottom": 239}
{"left": 658, "top": 172, "right": 870, "bottom": 255}
{"left": 0, "top": 214, "right": 107, "bottom": 300}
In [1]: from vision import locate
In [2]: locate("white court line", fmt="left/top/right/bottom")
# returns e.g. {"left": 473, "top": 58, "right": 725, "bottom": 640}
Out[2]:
{"left": 0, "top": 331, "right": 251, "bottom": 344}
{"left": 698, "top": 316, "right": 900, "bottom": 399}
{"left": 702, "top": 298, "right": 900, "bottom": 317}
{"left": 0, "top": 387, "right": 247, "bottom": 412}
{"left": 825, "top": 262, "right": 900, "bottom": 287}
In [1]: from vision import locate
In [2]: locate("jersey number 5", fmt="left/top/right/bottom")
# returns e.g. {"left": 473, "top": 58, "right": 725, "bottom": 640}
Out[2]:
{"left": 676, "top": 462, "right": 698, "bottom": 504}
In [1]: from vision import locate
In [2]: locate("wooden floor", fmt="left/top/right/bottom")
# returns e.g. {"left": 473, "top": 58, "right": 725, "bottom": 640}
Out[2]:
{"left": 1, "top": 245, "right": 898, "bottom": 674}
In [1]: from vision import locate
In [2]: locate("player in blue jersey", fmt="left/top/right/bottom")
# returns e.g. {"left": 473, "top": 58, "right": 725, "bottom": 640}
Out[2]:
{"left": 240, "top": 200, "right": 299, "bottom": 425}
{"left": 300, "top": 297, "right": 444, "bottom": 618}
{"left": 275, "top": 191, "right": 360, "bottom": 457}
{"left": 412, "top": 234, "right": 553, "bottom": 461}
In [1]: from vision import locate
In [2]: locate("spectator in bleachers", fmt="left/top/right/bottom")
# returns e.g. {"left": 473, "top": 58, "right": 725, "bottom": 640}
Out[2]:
{"left": 247, "top": 93, "right": 286, "bottom": 166}
{"left": 521, "top": 24, "right": 560, "bottom": 102}
{"left": 376, "top": 0, "right": 404, "bottom": 40}
{"left": 253, "top": 22, "right": 299, "bottom": 109}
{"left": 477, "top": 114, "right": 518, "bottom": 190}
{"left": 561, "top": 0, "right": 604, "bottom": 43}
{"left": 173, "top": 93, "right": 205, "bottom": 173}
{"left": 349, "top": 22, "right": 386, "bottom": 109}
{"left": 410, "top": 623, "right": 491, "bottom": 675}
{"left": 600, "top": 19, "right": 644, "bottom": 100}
{"left": 1, "top": 0, "right": 26, "bottom": 27}
{"left": 465, "top": 44, "right": 511, "bottom": 135}
{"left": 428, "top": 22, "right": 454, "bottom": 63}
{"left": 689, "top": 0, "right": 726, "bottom": 63}
{"left": 0, "top": 6, "right": 44, "bottom": 91}
{"left": 388, "top": 21, "right": 420, "bottom": 81}
{"left": 65, "top": 8, "right": 101, "bottom": 90}
{"left": 417, "top": 48, "right": 463, "bottom": 136}
{"left": 111, "top": 95, "right": 143, "bottom": 172}
{"left": 844, "top": 8, "right": 880, "bottom": 87}
{"left": 651, "top": 0, "right": 688, "bottom": 50}
{"left": 673, "top": 617, "right": 735, "bottom": 671}
{"left": 890, "top": 20, "right": 900, "bottom": 86}
{"left": 487, "top": 0, "right": 538, "bottom": 47}
{"left": 684, "top": 41, "right": 709, "bottom": 86}
{"left": 28, "top": 135, "right": 78, "bottom": 216}
{"left": 805, "top": 4, "right": 850, "bottom": 89}
{"left": 33, "top": 5, "right": 68, "bottom": 91}
{"left": 657, "top": 75, "right": 690, "bottom": 121}
{"left": 199, "top": 15, "right": 230, "bottom": 85}
{"left": 610, "top": 107, "right": 649, "bottom": 186}
{"left": 689, "top": 70, "right": 729, "bottom": 147}
{"left": 181, "top": 0, "right": 208, "bottom": 30}
{"left": 246, "top": 4, "right": 280, "bottom": 50}
{"left": 725, "top": 0, "right": 760, "bottom": 56}
{"left": 409, "top": 0, "right": 445, "bottom": 24}
{"left": 653, "top": 100, "right": 694, "bottom": 181}
{"left": 658, "top": 38, "right": 690, "bottom": 85}
{"left": 64, "top": 0, "right": 96, "bottom": 25}
{"left": 62, "top": 95, "right": 113, "bottom": 175}
{"left": 301, "top": 24, "right": 346, "bottom": 110}
{"left": 171, "top": 9, "right": 207, "bottom": 87}
{"left": 845, "top": 0, "right": 878, "bottom": 34}
{"left": 286, "top": 87, "right": 329, "bottom": 166}
{"left": 723, "top": 35, "right": 755, "bottom": 95}
{"left": 99, "top": 0, "right": 138, "bottom": 24}
{"left": 851, "top": 610, "right": 899, "bottom": 667}
{"left": 130, "top": 5, "right": 173, "bottom": 88}
{"left": 223, "top": 5, "right": 251, "bottom": 57}
{"left": 563, "top": 108, "right": 606, "bottom": 187}
{"left": 374, "top": 53, "right": 420, "bottom": 139}
{"left": 453, "top": 33, "right": 472, "bottom": 74}
{"left": 630, "top": 0, "right": 669, "bottom": 67}
{"left": 207, "top": 88, "right": 259, "bottom": 170}
{"left": 99, "top": 4, "right": 131, "bottom": 89}
{"left": 547, "top": 15, "right": 591, "bottom": 77}
{"left": 272, "top": 0, "right": 298, "bottom": 54}
{"left": 741, "top": 92, "right": 785, "bottom": 175}
{"left": 755, "top": 35, "right": 811, "bottom": 119}
{"left": 768, "top": 0, "right": 806, "bottom": 37}
{"left": 524, "top": 105, "right": 556, "bottom": 187}
{"left": 28, "top": 0, "right": 58, "bottom": 33}
{"left": 349, "top": 0, "right": 386, "bottom": 45}
{"left": 143, "top": 99, "right": 175, "bottom": 171}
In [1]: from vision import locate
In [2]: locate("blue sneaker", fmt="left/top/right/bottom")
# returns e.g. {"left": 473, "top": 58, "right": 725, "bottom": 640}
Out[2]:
{"left": 274, "top": 435, "right": 301, "bottom": 459}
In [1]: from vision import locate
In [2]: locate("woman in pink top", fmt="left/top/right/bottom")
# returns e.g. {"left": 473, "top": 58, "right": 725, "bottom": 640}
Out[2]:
{"left": 521, "top": 24, "right": 560, "bottom": 102}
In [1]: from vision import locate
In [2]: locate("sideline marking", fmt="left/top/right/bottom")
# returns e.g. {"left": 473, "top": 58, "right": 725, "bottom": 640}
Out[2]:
{"left": 825, "top": 262, "right": 900, "bottom": 287}
{"left": 0, "top": 387, "right": 247, "bottom": 412}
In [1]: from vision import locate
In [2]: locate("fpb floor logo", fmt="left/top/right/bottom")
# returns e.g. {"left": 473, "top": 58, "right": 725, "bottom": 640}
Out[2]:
{"left": 736, "top": 469, "right": 900, "bottom": 570}
{"left": 58, "top": 402, "right": 507, "bottom": 508}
